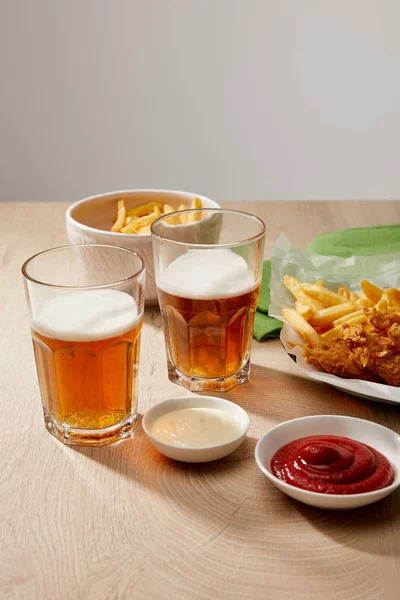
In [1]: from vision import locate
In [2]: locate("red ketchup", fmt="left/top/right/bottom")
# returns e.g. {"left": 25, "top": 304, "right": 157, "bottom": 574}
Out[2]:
{"left": 271, "top": 435, "right": 395, "bottom": 494}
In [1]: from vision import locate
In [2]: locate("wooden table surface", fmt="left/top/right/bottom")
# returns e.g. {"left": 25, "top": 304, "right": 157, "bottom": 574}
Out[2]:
{"left": 1, "top": 201, "right": 400, "bottom": 600}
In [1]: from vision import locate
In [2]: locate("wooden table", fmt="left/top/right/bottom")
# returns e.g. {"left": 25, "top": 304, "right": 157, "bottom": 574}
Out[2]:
{"left": 1, "top": 201, "right": 399, "bottom": 600}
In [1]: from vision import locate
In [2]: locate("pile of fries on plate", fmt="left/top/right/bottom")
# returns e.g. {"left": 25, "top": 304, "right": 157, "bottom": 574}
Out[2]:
{"left": 111, "top": 197, "right": 203, "bottom": 234}
{"left": 282, "top": 276, "right": 400, "bottom": 386}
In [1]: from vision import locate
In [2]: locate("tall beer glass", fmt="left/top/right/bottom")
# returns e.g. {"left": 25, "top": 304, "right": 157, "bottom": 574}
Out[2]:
{"left": 22, "top": 244, "right": 145, "bottom": 446}
{"left": 151, "top": 209, "right": 265, "bottom": 392}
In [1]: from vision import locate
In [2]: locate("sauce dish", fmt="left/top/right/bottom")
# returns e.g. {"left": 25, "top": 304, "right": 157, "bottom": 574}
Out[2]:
{"left": 143, "top": 395, "right": 249, "bottom": 462}
{"left": 255, "top": 415, "right": 400, "bottom": 510}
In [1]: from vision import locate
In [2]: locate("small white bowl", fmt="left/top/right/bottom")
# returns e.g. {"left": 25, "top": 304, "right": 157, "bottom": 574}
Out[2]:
{"left": 143, "top": 395, "right": 250, "bottom": 463}
{"left": 255, "top": 415, "right": 400, "bottom": 510}
{"left": 66, "top": 189, "right": 220, "bottom": 305}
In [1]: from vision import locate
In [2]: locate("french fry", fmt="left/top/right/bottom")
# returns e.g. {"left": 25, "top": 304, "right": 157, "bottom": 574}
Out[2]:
{"left": 338, "top": 285, "right": 351, "bottom": 300}
{"left": 333, "top": 309, "right": 364, "bottom": 327}
{"left": 356, "top": 297, "right": 374, "bottom": 308}
{"left": 121, "top": 210, "right": 160, "bottom": 233}
{"left": 178, "top": 204, "right": 188, "bottom": 224}
{"left": 295, "top": 301, "right": 314, "bottom": 320}
{"left": 112, "top": 197, "right": 203, "bottom": 233}
{"left": 314, "top": 279, "right": 325, "bottom": 287}
{"left": 299, "top": 283, "right": 347, "bottom": 306}
{"left": 361, "top": 279, "right": 383, "bottom": 304}
{"left": 282, "top": 309, "right": 320, "bottom": 345}
{"left": 187, "top": 197, "right": 203, "bottom": 224}
{"left": 320, "top": 314, "right": 367, "bottom": 341}
{"left": 125, "top": 202, "right": 163, "bottom": 218}
{"left": 165, "top": 213, "right": 182, "bottom": 225}
{"left": 386, "top": 288, "right": 400, "bottom": 308}
{"left": 350, "top": 291, "right": 359, "bottom": 301}
{"left": 376, "top": 296, "right": 388, "bottom": 312}
{"left": 111, "top": 199, "right": 126, "bottom": 232}
{"left": 377, "top": 292, "right": 397, "bottom": 312}
{"left": 309, "top": 302, "right": 359, "bottom": 327}
{"left": 120, "top": 221, "right": 139, "bottom": 234}
{"left": 284, "top": 276, "right": 325, "bottom": 310}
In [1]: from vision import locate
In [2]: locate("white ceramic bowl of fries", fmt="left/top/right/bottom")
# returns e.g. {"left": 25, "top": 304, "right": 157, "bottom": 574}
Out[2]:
{"left": 66, "top": 189, "right": 221, "bottom": 305}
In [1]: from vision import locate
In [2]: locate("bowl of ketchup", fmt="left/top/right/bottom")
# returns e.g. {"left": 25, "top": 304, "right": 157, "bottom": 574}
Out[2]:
{"left": 255, "top": 416, "right": 400, "bottom": 510}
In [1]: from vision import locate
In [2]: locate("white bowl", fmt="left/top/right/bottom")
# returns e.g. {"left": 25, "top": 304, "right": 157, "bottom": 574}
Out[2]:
{"left": 255, "top": 415, "right": 400, "bottom": 510}
{"left": 142, "top": 395, "right": 250, "bottom": 463}
{"left": 66, "top": 189, "right": 221, "bottom": 305}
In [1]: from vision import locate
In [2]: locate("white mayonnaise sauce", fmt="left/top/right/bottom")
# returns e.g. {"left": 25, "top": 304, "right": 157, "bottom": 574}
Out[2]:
{"left": 151, "top": 407, "right": 243, "bottom": 448}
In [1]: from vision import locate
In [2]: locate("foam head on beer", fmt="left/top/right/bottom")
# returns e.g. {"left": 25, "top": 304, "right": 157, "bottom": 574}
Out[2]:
{"left": 32, "top": 289, "right": 140, "bottom": 342}
{"left": 157, "top": 249, "right": 257, "bottom": 299}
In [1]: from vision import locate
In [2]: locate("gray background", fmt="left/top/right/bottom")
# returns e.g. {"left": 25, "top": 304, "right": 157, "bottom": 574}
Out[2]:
{"left": 1, "top": 0, "right": 400, "bottom": 203}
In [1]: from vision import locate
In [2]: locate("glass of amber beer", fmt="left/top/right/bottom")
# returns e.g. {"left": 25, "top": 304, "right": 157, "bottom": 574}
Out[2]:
{"left": 151, "top": 209, "right": 265, "bottom": 392}
{"left": 22, "top": 244, "right": 145, "bottom": 446}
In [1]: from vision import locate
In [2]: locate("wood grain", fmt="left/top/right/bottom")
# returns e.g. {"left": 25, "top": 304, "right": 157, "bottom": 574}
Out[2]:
{"left": 0, "top": 201, "right": 399, "bottom": 600}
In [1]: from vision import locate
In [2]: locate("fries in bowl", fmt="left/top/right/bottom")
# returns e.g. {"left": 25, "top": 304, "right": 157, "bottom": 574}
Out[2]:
{"left": 110, "top": 197, "right": 203, "bottom": 234}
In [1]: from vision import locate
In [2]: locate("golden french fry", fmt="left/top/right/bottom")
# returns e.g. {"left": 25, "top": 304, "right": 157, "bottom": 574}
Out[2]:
{"left": 320, "top": 314, "right": 367, "bottom": 341}
{"left": 386, "top": 288, "right": 400, "bottom": 308}
{"left": 376, "top": 298, "right": 388, "bottom": 312}
{"left": 177, "top": 204, "right": 188, "bottom": 224}
{"left": 164, "top": 201, "right": 181, "bottom": 223}
{"left": 338, "top": 285, "right": 351, "bottom": 300}
{"left": 361, "top": 279, "right": 383, "bottom": 304}
{"left": 125, "top": 202, "right": 163, "bottom": 218}
{"left": 165, "top": 213, "right": 182, "bottom": 225}
{"left": 137, "top": 226, "right": 151, "bottom": 234}
{"left": 111, "top": 199, "right": 126, "bottom": 232}
{"left": 295, "top": 301, "right": 314, "bottom": 320}
{"left": 356, "top": 297, "right": 374, "bottom": 308}
{"left": 153, "top": 205, "right": 162, "bottom": 217}
{"left": 120, "top": 222, "right": 138, "bottom": 234}
{"left": 314, "top": 279, "right": 325, "bottom": 287}
{"left": 187, "top": 197, "right": 203, "bottom": 224}
{"left": 333, "top": 309, "right": 364, "bottom": 327}
{"left": 350, "top": 291, "right": 359, "bottom": 301}
{"left": 282, "top": 309, "right": 320, "bottom": 345}
{"left": 125, "top": 216, "right": 133, "bottom": 225}
{"left": 300, "top": 283, "right": 347, "bottom": 306}
{"left": 283, "top": 276, "right": 325, "bottom": 310}
{"left": 121, "top": 210, "right": 160, "bottom": 233}
{"left": 191, "top": 197, "right": 202, "bottom": 209}
{"left": 309, "top": 302, "right": 358, "bottom": 327}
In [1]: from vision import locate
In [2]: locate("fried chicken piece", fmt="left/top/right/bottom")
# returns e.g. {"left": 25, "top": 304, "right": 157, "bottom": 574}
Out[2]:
{"left": 388, "top": 323, "right": 400, "bottom": 349}
{"left": 304, "top": 336, "right": 380, "bottom": 382}
{"left": 341, "top": 323, "right": 400, "bottom": 387}
{"left": 368, "top": 309, "right": 400, "bottom": 336}
{"left": 304, "top": 320, "right": 400, "bottom": 386}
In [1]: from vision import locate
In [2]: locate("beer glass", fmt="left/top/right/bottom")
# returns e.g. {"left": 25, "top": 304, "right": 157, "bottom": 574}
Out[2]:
{"left": 22, "top": 244, "right": 145, "bottom": 446}
{"left": 151, "top": 209, "right": 266, "bottom": 392}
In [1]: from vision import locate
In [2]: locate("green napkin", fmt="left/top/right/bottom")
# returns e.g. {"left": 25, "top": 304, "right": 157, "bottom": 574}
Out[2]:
{"left": 308, "top": 224, "right": 400, "bottom": 257}
{"left": 254, "top": 223, "right": 400, "bottom": 341}
{"left": 253, "top": 261, "right": 282, "bottom": 342}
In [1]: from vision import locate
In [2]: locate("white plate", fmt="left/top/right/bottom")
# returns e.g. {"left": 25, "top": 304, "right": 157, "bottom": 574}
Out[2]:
{"left": 280, "top": 323, "right": 400, "bottom": 405}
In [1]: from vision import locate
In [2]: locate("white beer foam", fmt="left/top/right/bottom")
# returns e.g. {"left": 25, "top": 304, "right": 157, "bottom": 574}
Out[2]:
{"left": 32, "top": 289, "right": 140, "bottom": 342}
{"left": 157, "top": 249, "right": 257, "bottom": 300}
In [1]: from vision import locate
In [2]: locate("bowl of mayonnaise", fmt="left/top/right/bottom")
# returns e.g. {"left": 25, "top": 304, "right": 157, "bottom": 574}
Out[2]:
{"left": 142, "top": 395, "right": 250, "bottom": 463}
